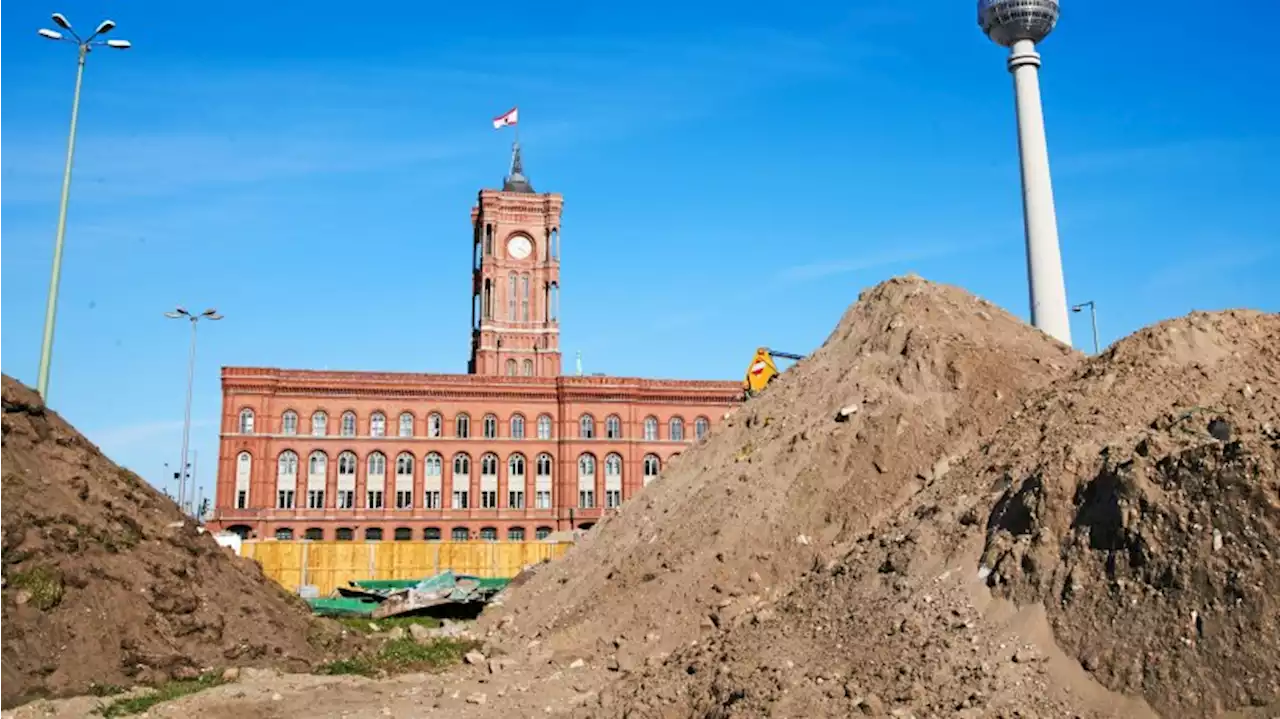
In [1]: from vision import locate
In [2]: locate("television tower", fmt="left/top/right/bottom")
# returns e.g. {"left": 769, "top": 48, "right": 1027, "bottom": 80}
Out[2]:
{"left": 978, "top": 0, "right": 1073, "bottom": 346}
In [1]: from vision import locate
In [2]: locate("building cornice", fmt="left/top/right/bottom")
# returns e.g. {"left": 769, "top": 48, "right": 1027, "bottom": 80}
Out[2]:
{"left": 222, "top": 367, "right": 741, "bottom": 405}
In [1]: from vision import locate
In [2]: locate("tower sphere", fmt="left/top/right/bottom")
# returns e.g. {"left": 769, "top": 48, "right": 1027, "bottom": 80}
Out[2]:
{"left": 978, "top": 0, "right": 1060, "bottom": 47}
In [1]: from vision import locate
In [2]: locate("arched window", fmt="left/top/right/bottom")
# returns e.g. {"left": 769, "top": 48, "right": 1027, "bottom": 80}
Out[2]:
{"left": 605, "top": 415, "right": 622, "bottom": 439}
{"left": 275, "top": 528, "right": 294, "bottom": 540}
{"left": 605, "top": 453, "right": 623, "bottom": 508}
{"left": 276, "top": 451, "right": 297, "bottom": 509}
{"left": 522, "top": 359, "right": 534, "bottom": 376}
{"left": 508, "top": 527, "right": 526, "bottom": 542}
{"left": 424, "top": 527, "right": 442, "bottom": 541}
{"left": 424, "top": 452, "right": 443, "bottom": 509}
{"left": 452, "top": 527, "right": 470, "bottom": 542}
{"left": 235, "top": 451, "right": 252, "bottom": 509}
{"left": 480, "top": 453, "right": 499, "bottom": 508}
{"left": 365, "top": 527, "right": 383, "bottom": 541}
{"left": 506, "top": 359, "right": 517, "bottom": 376}
{"left": 337, "top": 451, "right": 357, "bottom": 509}
{"left": 537, "top": 414, "right": 553, "bottom": 440}
{"left": 579, "top": 414, "right": 595, "bottom": 439}
{"left": 394, "top": 527, "right": 412, "bottom": 541}
{"left": 455, "top": 414, "right": 470, "bottom": 439}
{"left": 398, "top": 412, "right": 414, "bottom": 437}
{"left": 695, "top": 416, "right": 710, "bottom": 441}
{"left": 508, "top": 453, "right": 526, "bottom": 509}
{"left": 370, "top": 412, "right": 386, "bottom": 437}
{"left": 510, "top": 414, "right": 526, "bottom": 439}
{"left": 508, "top": 271, "right": 518, "bottom": 321}
{"left": 451, "top": 453, "right": 471, "bottom": 509}
{"left": 427, "top": 412, "right": 443, "bottom": 438}
{"left": 483, "top": 414, "right": 498, "bottom": 439}
{"left": 336, "top": 527, "right": 354, "bottom": 541}
{"left": 395, "top": 453, "right": 414, "bottom": 509}
{"left": 536, "top": 526, "right": 553, "bottom": 540}
{"left": 304, "top": 527, "right": 324, "bottom": 541}
{"left": 643, "top": 416, "right": 659, "bottom": 441}
{"left": 311, "top": 411, "right": 328, "bottom": 436}
{"left": 307, "top": 451, "right": 327, "bottom": 509}
{"left": 366, "top": 451, "right": 386, "bottom": 509}
{"left": 643, "top": 454, "right": 661, "bottom": 485}
{"left": 520, "top": 273, "right": 530, "bottom": 322}
{"left": 341, "top": 411, "right": 356, "bottom": 437}
{"left": 577, "top": 454, "right": 596, "bottom": 509}
{"left": 239, "top": 408, "right": 255, "bottom": 434}
{"left": 480, "top": 527, "right": 498, "bottom": 542}
{"left": 535, "top": 453, "right": 553, "bottom": 509}
{"left": 669, "top": 416, "right": 685, "bottom": 441}
{"left": 281, "top": 410, "right": 298, "bottom": 436}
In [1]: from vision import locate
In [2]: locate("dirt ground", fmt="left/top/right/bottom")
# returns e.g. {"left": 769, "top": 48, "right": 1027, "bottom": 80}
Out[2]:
{"left": 4, "top": 278, "right": 1277, "bottom": 719}
{"left": 0, "top": 376, "right": 358, "bottom": 709}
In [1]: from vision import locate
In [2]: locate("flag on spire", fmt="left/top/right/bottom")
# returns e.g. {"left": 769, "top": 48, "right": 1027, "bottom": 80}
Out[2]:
{"left": 492, "top": 107, "right": 518, "bottom": 129}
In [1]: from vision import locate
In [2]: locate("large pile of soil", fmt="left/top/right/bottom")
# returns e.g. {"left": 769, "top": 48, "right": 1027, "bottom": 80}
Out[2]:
{"left": 979, "top": 310, "right": 1280, "bottom": 716}
{"left": 592, "top": 315, "right": 1280, "bottom": 719}
{"left": 0, "top": 376, "right": 353, "bottom": 708}
{"left": 486, "top": 279, "right": 1279, "bottom": 719}
{"left": 486, "top": 275, "right": 1079, "bottom": 666}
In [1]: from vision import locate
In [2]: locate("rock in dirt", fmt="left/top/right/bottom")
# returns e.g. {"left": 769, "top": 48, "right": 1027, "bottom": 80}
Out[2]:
{"left": 0, "top": 375, "right": 358, "bottom": 710}
{"left": 464, "top": 650, "right": 487, "bottom": 666}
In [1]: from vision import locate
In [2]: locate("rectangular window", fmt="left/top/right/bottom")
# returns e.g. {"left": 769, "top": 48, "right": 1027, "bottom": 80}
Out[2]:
{"left": 337, "top": 490, "right": 354, "bottom": 509}
{"left": 481, "top": 490, "right": 497, "bottom": 509}
{"left": 307, "top": 490, "right": 324, "bottom": 509}
{"left": 395, "top": 490, "right": 413, "bottom": 509}
{"left": 508, "top": 490, "right": 525, "bottom": 509}
{"left": 536, "top": 490, "right": 552, "bottom": 509}
{"left": 578, "top": 490, "right": 595, "bottom": 509}
{"left": 606, "top": 489, "right": 622, "bottom": 508}
{"left": 424, "top": 490, "right": 441, "bottom": 509}
{"left": 452, "top": 490, "right": 469, "bottom": 509}
{"left": 236, "top": 490, "right": 247, "bottom": 509}
{"left": 367, "top": 490, "right": 384, "bottom": 510}
{"left": 277, "top": 490, "right": 295, "bottom": 510}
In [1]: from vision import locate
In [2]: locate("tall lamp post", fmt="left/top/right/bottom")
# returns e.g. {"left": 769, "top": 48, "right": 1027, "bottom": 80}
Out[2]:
{"left": 165, "top": 308, "right": 222, "bottom": 516}
{"left": 35, "top": 14, "right": 132, "bottom": 400}
{"left": 978, "top": 0, "right": 1073, "bottom": 347}
{"left": 1071, "top": 301, "right": 1099, "bottom": 355}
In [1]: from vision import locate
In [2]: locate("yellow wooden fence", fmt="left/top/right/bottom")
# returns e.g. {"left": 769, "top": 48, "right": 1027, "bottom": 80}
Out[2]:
{"left": 242, "top": 540, "right": 573, "bottom": 596}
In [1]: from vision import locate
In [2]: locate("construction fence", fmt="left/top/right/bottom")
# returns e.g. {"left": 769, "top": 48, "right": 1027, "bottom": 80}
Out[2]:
{"left": 241, "top": 540, "right": 574, "bottom": 596}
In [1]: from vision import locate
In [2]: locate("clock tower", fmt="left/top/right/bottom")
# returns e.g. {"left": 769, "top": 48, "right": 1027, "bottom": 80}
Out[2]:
{"left": 468, "top": 142, "right": 563, "bottom": 378}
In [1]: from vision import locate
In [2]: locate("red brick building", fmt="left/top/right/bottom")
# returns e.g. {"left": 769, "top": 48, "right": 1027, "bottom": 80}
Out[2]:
{"left": 207, "top": 148, "right": 741, "bottom": 541}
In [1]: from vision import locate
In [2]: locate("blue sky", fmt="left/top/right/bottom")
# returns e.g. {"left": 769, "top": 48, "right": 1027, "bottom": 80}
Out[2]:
{"left": 3, "top": 0, "right": 1277, "bottom": 504}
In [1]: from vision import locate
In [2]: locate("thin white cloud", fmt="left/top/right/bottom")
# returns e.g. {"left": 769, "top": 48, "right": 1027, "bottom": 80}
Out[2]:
{"left": 1141, "top": 244, "right": 1275, "bottom": 294}
{"left": 86, "top": 418, "right": 217, "bottom": 451}
{"left": 775, "top": 242, "right": 984, "bottom": 283}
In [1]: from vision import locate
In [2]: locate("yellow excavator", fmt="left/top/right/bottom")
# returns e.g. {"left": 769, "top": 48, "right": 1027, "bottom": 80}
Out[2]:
{"left": 743, "top": 347, "right": 806, "bottom": 400}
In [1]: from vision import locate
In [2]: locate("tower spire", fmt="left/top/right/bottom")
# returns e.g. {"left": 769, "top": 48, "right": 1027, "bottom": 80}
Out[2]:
{"left": 503, "top": 140, "right": 534, "bottom": 193}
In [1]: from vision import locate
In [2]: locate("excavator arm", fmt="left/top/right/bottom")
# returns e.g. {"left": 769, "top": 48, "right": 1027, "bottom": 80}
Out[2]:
{"left": 743, "top": 347, "right": 806, "bottom": 400}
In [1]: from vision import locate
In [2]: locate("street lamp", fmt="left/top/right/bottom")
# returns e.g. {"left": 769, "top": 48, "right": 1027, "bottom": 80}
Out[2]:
{"left": 165, "top": 308, "right": 222, "bottom": 517}
{"left": 34, "top": 14, "right": 131, "bottom": 401}
{"left": 1071, "top": 301, "right": 1099, "bottom": 355}
{"left": 977, "top": 0, "right": 1073, "bottom": 347}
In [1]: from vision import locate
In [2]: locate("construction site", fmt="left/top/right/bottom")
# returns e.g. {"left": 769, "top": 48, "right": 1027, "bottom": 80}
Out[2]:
{"left": 3, "top": 274, "right": 1278, "bottom": 718}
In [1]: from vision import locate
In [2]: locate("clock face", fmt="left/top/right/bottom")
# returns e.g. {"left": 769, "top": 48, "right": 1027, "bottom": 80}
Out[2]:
{"left": 507, "top": 235, "right": 533, "bottom": 260}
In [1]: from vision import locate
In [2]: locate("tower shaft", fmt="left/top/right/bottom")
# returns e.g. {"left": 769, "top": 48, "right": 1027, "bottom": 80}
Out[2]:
{"left": 1009, "top": 39, "right": 1072, "bottom": 346}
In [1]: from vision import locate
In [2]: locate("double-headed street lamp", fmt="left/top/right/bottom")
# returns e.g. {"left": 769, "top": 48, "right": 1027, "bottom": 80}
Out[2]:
{"left": 166, "top": 308, "right": 223, "bottom": 517}
{"left": 34, "top": 14, "right": 131, "bottom": 400}
{"left": 1071, "top": 301, "right": 1100, "bottom": 355}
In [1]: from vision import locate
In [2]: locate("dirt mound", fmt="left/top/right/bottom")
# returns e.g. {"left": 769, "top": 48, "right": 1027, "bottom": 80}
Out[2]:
{"left": 980, "top": 310, "right": 1280, "bottom": 717}
{"left": 486, "top": 276, "right": 1079, "bottom": 667}
{"left": 585, "top": 309, "right": 1278, "bottom": 719}
{"left": 0, "top": 375, "right": 355, "bottom": 708}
